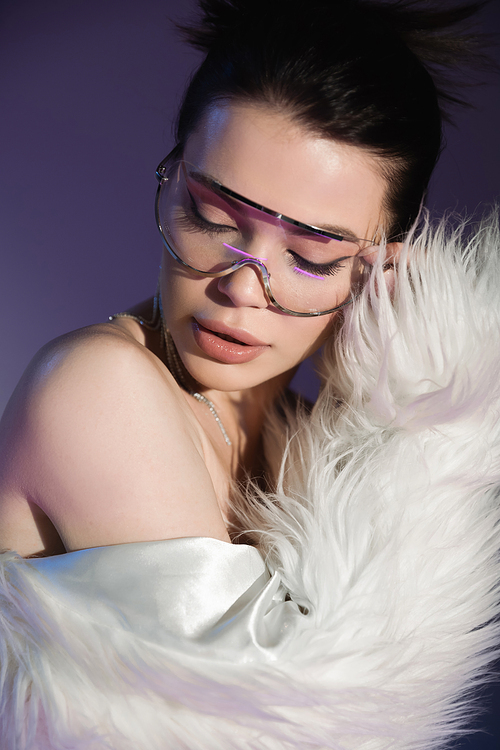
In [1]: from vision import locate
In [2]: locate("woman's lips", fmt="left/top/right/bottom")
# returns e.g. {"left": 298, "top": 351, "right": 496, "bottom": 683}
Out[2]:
{"left": 192, "top": 319, "right": 269, "bottom": 364}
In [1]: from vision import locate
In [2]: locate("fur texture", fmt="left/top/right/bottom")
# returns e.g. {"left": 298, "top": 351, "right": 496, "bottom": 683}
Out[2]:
{"left": 1, "top": 213, "right": 500, "bottom": 748}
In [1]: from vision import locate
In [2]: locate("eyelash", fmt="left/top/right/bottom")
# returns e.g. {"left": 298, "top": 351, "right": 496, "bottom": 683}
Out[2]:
{"left": 180, "top": 194, "right": 345, "bottom": 278}
{"left": 181, "top": 194, "right": 236, "bottom": 235}
{"left": 289, "top": 252, "right": 344, "bottom": 278}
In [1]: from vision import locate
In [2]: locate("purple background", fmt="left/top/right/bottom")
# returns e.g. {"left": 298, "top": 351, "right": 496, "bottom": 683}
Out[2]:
{"left": 0, "top": 0, "right": 499, "bottom": 742}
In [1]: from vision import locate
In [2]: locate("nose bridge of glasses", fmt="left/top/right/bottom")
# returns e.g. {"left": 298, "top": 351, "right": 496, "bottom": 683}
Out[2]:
{"left": 217, "top": 253, "right": 273, "bottom": 308}
{"left": 222, "top": 242, "right": 269, "bottom": 266}
{"left": 221, "top": 253, "right": 272, "bottom": 298}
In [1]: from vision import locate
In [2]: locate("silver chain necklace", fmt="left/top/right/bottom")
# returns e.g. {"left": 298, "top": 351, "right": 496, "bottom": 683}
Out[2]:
{"left": 110, "top": 294, "right": 232, "bottom": 446}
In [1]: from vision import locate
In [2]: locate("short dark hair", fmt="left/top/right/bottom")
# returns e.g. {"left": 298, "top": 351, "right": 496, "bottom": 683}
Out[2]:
{"left": 175, "top": 0, "right": 488, "bottom": 237}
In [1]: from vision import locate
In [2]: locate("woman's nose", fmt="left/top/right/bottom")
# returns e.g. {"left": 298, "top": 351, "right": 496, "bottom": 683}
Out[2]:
{"left": 216, "top": 262, "right": 270, "bottom": 309}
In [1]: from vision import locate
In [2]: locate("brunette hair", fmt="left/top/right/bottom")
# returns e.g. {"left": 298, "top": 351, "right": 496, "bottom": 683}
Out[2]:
{"left": 174, "top": 0, "right": 488, "bottom": 237}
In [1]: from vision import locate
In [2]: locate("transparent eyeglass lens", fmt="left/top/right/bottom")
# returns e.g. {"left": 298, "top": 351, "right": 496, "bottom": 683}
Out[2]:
{"left": 156, "top": 162, "right": 369, "bottom": 315}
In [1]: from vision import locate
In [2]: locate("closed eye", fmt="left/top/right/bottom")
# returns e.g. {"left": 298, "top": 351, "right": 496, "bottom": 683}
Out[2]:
{"left": 185, "top": 190, "right": 237, "bottom": 234}
{"left": 288, "top": 250, "right": 346, "bottom": 278}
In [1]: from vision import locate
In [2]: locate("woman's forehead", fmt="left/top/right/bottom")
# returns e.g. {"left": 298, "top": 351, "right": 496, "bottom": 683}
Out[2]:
{"left": 182, "top": 101, "right": 388, "bottom": 239}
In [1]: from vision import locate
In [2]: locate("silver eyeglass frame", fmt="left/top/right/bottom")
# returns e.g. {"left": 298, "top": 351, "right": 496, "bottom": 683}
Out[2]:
{"left": 155, "top": 155, "right": 373, "bottom": 317}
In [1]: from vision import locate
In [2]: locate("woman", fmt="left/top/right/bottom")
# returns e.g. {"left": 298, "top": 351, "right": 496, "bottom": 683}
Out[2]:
{"left": 0, "top": 1, "right": 499, "bottom": 748}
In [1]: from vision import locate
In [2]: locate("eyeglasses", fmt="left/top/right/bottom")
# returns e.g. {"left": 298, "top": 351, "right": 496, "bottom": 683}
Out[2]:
{"left": 155, "top": 157, "right": 376, "bottom": 317}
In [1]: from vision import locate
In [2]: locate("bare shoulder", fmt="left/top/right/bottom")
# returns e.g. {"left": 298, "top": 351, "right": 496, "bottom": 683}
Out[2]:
{"left": 0, "top": 323, "right": 229, "bottom": 557}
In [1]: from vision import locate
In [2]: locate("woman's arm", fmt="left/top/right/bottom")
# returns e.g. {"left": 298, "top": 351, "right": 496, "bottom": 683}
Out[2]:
{"left": 0, "top": 324, "right": 230, "bottom": 557}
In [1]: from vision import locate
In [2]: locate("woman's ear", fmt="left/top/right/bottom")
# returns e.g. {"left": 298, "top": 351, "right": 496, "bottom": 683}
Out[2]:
{"left": 361, "top": 242, "right": 403, "bottom": 295}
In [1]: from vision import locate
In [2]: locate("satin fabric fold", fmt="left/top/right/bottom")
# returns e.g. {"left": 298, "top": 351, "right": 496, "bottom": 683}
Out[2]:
{"left": 27, "top": 536, "right": 304, "bottom": 661}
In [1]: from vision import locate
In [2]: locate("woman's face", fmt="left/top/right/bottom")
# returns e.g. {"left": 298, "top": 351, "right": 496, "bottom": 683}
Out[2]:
{"left": 160, "top": 102, "right": 387, "bottom": 394}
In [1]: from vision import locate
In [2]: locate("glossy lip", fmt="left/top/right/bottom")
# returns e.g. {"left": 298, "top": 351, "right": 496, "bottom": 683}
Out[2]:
{"left": 195, "top": 318, "right": 269, "bottom": 347}
{"left": 192, "top": 318, "right": 269, "bottom": 365}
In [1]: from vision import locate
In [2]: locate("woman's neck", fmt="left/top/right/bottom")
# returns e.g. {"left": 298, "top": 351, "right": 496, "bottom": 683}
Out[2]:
{"left": 202, "top": 368, "right": 295, "bottom": 480}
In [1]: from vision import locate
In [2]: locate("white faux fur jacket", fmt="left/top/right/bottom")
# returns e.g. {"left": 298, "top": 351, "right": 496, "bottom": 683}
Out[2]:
{"left": 1, "top": 215, "right": 499, "bottom": 749}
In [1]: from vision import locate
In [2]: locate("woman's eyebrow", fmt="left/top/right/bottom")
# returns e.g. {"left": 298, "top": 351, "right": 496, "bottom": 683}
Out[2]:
{"left": 186, "top": 169, "right": 358, "bottom": 240}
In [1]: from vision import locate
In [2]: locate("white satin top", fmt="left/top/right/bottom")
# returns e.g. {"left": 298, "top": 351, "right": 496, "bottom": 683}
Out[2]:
{"left": 28, "top": 537, "right": 304, "bottom": 661}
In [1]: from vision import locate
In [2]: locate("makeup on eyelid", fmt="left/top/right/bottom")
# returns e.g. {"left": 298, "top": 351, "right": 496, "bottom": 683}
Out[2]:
{"left": 182, "top": 189, "right": 355, "bottom": 277}
{"left": 186, "top": 168, "right": 365, "bottom": 243}
{"left": 179, "top": 196, "right": 348, "bottom": 278}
